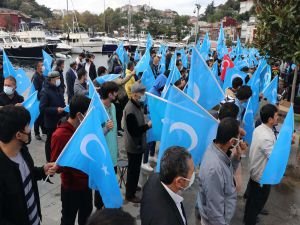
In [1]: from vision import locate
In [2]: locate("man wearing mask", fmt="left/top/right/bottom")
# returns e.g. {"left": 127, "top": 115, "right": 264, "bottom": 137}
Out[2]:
{"left": 32, "top": 61, "right": 46, "bottom": 140}
{"left": 0, "top": 76, "right": 24, "bottom": 107}
{"left": 51, "top": 95, "right": 92, "bottom": 225}
{"left": 54, "top": 59, "right": 66, "bottom": 94}
{"left": 141, "top": 146, "right": 195, "bottom": 225}
{"left": 66, "top": 61, "right": 78, "bottom": 103}
{"left": 74, "top": 69, "right": 89, "bottom": 96}
{"left": 123, "top": 82, "right": 152, "bottom": 203}
{"left": 0, "top": 61, "right": 3, "bottom": 92}
{"left": 84, "top": 54, "right": 97, "bottom": 81}
{"left": 150, "top": 56, "right": 160, "bottom": 79}
{"left": 0, "top": 105, "right": 57, "bottom": 225}
{"left": 40, "top": 71, "right": 66, "bottom": 162}
{"left": 197, "top": 117, "right": 242, "bottom": 225}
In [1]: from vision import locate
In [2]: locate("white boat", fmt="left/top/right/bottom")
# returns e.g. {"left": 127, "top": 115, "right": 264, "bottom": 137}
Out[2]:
{"left": 45, "top": 35, "right": 72, "bottom": 55}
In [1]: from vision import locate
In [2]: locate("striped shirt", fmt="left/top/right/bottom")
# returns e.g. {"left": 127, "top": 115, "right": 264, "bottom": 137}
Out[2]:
{"left": 10, "top": 152, "right": 40, "bottom": 225}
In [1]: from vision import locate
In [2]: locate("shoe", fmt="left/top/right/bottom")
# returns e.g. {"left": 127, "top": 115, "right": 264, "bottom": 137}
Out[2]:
{"left": 136, "top": 186, "right": 142, "bottom": 192}
{"left": 149, "top": 156, "right": 157, "bottom": 163}
{"left": 260, "top": 209, "right": 269, "bottom": 215}
{"left": 35, "top": 134, "right": 42, "bottom": 140}
{"left": 117, "top": 131, "right": 123, "bottom": 137}
{"left": 126, "top": 196, "right": 141, "bottom": 203}
{"left": 141, "top": 163, "right": 153, "bottom": 172}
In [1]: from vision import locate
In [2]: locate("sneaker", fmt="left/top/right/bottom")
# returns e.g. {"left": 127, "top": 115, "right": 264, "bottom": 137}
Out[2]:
{"left": 35, "top": 134, "right": 42, "bottom": 141}
{"left": 141, "top": 163, "right": 153, "bottom": 172}
{"left": 125, "top": 195, "right": 141, "bottom": 203}
{"left": 149, "top": 156, "right": 157, "bottom": 163}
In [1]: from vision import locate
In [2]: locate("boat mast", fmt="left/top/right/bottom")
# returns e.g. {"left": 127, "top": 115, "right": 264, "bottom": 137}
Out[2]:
{"left": 128, "top": 0, "right": 131, "bottom": 39}
{"left": 104, "top": 0, "right": 106, "bottom": 34}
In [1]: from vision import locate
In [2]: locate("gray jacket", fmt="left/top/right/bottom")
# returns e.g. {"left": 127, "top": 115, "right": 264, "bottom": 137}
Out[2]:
{"left": 74, "top": 79, "right": 88, "bottom": 96}
{"left": 197, "top": 143, "right": 240, "bottom": 225}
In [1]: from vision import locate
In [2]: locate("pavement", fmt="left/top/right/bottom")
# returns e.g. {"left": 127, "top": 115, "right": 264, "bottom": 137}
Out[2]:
{"left": 30, "top": 131, "right": 300, "bottom": 225}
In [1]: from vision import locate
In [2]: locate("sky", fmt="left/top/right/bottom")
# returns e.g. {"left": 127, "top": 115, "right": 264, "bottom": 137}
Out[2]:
{"left": 36, "top": 0, "right": 227, "bottom": 16}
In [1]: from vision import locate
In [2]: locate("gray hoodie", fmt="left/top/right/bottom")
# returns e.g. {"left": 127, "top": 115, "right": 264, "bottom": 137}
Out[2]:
{"left": 74, "top": 79, "right": 88, "bottom": 96}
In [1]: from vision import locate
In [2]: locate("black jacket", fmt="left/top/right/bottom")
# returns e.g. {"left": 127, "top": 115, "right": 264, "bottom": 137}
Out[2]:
{"left": 84, "top": 62, "right": 97, "bottom": 81}
{"left": 54, "top": 68, "right": 66, "bottom": 94}
{"left": 66, "top": 68, "right": 77, "bottom": 101}
{"left": 141, "top": 173, "right": 187, "bottom": 225}
{"left": 39, "top": 80, "right": 66, "bottom": 129}
{"left": 0, "top": 146, "right": 46, "bottom": 225}
{"left": 31, "top": 72, "right": 45, "bottom": 99}
{"left": 0, "top": 92, "right": 24, "bottom": 106}
{"left": 0, "top": 68, "right": 3, "bottom": 93}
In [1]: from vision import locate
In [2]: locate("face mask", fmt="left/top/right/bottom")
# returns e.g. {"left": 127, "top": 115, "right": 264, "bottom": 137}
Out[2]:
{"left": 3, "top": 86, "right": 14, "bottom": 95}
{"left": 139, "top": 95, "right": 146, "bottom": 103}
{"left": 55, "top": 79, "right": 61, "bottom": 87}
{"left": 180, "top": 172, "right": 195, "bottom": 191}
{"left": 77, "top": 113, "right": 84, "bottom": 124}
{"left": 19, "top": 131, "right": 32, "bottom": 145}
{"left": 231, "top": 138, "right": 241, "bottom": 149}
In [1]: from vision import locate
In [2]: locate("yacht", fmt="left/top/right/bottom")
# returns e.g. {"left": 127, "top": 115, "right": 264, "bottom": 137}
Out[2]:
{"left": 91, "top": 36, "right": 119, "bottom": 54}
{"left": 0, "top": 30, "right": 46, "bottom": 59}
{"left": 45, "top": 35, "right": 72, "bottom": 55}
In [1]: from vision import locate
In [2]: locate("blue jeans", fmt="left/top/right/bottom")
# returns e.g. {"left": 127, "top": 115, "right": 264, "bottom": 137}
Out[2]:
{"left": 143, "top": 141, "right": 156, "bottom": 164}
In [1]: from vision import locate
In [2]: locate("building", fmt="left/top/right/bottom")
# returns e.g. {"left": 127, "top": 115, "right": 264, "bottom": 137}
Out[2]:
{"left": 240, "top": 16, "right": 257, "bottom": 44}
{"left": 240, "top": 0, "right": 254, "bottom": 14}
{"left": 0, "top": 8, "right": 30, "bottom": 32}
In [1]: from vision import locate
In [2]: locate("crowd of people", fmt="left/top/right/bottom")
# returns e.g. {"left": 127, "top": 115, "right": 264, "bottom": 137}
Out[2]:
{"left": 0, "top": 48, "right": 298, "bottom": 225}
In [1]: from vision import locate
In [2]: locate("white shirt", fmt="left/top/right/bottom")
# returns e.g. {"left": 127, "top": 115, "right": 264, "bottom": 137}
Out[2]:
{"left": 85, "top": 63, "right": 90, "bottom": 78}
{"left": 71, "top": 68, "right": 78, "bottom": 78}
{"left": 249, "top": 123, "right": 276, "bottom": 182}
{"left": 161, "top": 182, "right": 186, "bottom": 225}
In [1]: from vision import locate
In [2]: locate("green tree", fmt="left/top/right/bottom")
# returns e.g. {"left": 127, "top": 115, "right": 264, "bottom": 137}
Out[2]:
{"left": 254, "top": 0, "right": 300, "bottom": 102}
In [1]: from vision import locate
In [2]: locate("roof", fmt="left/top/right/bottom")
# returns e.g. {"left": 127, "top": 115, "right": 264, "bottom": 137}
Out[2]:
{"left": 0, "top": 8, "right": 30, "bottom": 19}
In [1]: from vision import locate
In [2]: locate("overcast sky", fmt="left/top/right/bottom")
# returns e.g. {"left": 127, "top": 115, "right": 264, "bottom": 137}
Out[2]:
{"left": 36, "top": 0, "right": 227, "bottom": 16}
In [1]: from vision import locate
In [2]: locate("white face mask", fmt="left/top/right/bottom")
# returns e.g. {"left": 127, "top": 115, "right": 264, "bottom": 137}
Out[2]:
{"left": 180, "top": 171, "right": 195, "bottom": 191}
{"left": 139, "top": 94, "right": 146, "bottom": 103}
{"left": 55, "top": 79, "right": 61, "bottom": 87}
{"left": 231, "top": 138, "right": 241, "bottom": 149}
{"left": 3, "top": 86, "right": 14, "bottom": 95}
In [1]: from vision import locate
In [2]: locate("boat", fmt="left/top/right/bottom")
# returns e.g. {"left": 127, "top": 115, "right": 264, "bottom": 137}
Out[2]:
{"left": 96, "top": 36, "right": 119, "bottom": 53}
{"left": 0, "top": 30, "right": 46, "bottom": 59}
{"left": 45, "top": 35, "right": 72, "bottom": 55}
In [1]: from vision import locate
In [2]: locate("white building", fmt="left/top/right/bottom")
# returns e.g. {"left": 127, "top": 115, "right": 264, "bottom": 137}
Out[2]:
{"left": 239, "top": 0, "right": 254, "bottom": 14}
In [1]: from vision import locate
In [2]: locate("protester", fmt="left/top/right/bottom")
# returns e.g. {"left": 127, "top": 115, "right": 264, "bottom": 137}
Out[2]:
{"left": 54, "top": 59, "right": 66, "bottom": 94}
{"left": 51, "top": 95, "right": 92, "bottom": 225}
{"left": 244, "top": 104, "right": 279, "bottom": 225}
{"left": 125, "top": 61, "right": 137, "bottom": 99}
{"left": 149, "top": 72, "right": 167, "bottom": 97}
{"left": 110, "top": 54, "right": 122, "bottom": 74}
{"left": 0, "top": 105, "right": 57, "bottom": 225}
{"left": 86, "top": 209, "right": 136, "bottom": 225}
{"left": 176, "top": 60, "right": 183, "bottom": 71}
{"left": 94, "top": 82, "right": 118, "bottom": 210}
{"left": 85, "top": 54, "right": 97, "bottom": 81}
{"left": 198, "top": 117, "right": 242, "bottom": 225}
{"left": 97, "top": 66, "right": 108, "bottom": 77}
{"left": 124, "top": 82, "right": 152, "bottom": 203}
{"left": 39, "top": 71, "right": 66, "bottom": 162}
{"left": 150, "top": 56, "right": 160, "bottom": 78}
{"left": 32, "top": 61, "right": 46, "bottom": 140}
{"left": 225, "top": 76, "right": 243, "bottom": 98}
{"left": 141, "top": 146, "right": 195, "bottom": 225}
{"left": 66, "top": 61, "right": 78, "bottom": 103}
{"left": 0, "top": 76, "right": 24, "bottom": 107}
{"left": 235, "top": 85, "right": 253, "bottom": 121}
{"left": 74, "top": 69, "right": 89, "bottom": 96}
{"left": 0, "top": 61, "right": 4, "bottom": 92}
{"left": 76, "top": 52, "right": 85, "bottom": 72}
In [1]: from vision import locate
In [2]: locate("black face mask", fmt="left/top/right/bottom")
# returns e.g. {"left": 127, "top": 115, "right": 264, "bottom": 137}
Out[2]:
{"left": 19, "top": 131, "right": 32, "bottom": 146}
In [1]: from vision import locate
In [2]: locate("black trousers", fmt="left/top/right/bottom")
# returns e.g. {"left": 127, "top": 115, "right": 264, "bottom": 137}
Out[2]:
{"left": 34, "top": 113, "right": 45, "bottom": 136}
{"left": 126, "top": 152, "right": 143, "bottom": 198}
{"left": 45, "top": 128, "right": 56, "bottom": 162}
{"left": 143, "top": 141, "right": 155, "bottom": 164}
{"left": 94, "top": 166, "right": 117, "bottom": 210}
{"left": 244, "top": 178, "right": 271, "bottom": 225}
{"left": 114, "top": 97, "right": 128, "bottom": 131}
{"left": 61, "top": 188, "right": 93, "bottom": 225}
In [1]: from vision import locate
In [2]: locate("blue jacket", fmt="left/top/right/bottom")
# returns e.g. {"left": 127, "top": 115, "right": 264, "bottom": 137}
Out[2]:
{"left": 39, "top": 80, "right": 66, "bottom": 129}
{"left": 149, "top": 74, "right": 167, "bottom": 97}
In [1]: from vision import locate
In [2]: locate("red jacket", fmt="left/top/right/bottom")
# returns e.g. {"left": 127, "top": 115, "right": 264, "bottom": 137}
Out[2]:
{"left": 51, "top": 121, "right": 89, "bottom": 191}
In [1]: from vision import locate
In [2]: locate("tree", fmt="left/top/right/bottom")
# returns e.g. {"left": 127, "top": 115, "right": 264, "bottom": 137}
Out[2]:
{"left": 254, "top": 0, "right": 300, "bottom": 103}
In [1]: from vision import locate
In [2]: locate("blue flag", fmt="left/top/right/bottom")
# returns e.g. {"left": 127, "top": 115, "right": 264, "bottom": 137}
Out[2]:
{"left": 217, "top": 24, "right": 227, "bottom": 59}
{"left": 200, "top": 33, "right": 211, "bottom": 60}
{"left": 260, "top": 106, "right": 294, "bottom": 185}
{"left": 263, "top": 76, "right": 278, "bottom": 105}
{"left": 157, "top": 93, "right": 218, "bottom": 170}
{"left": 135, "top": 49, "right": 150, "bottom": 74}
{"left": 179, "top": 49, "right": 188, "bottom": 68}
{"left": 223, "top": 67, "right": 247, "bottom": 91}
{"left": 141, "top": 65, "right": 155, "bottom": 91}
{"left": 23, "top": 91, "right": 40, "bottom": 128}
{"left": 42, "top": 50, "right": 53, "bottom": 77}
{"left": 116, "top": 42, "right": 128, "bottom": 65}
{"left": 234, "top": 57, "right": 249, "bottom": 70}
{"left": 161, "top": 65, "right": 181, "bottom": 97}
{"left": 187, "top": 47, "right": 225, "bottom": 110}
{"left": 56, "top": 107, "right": 123, "bottom": 208}
{"left": 262, "top": 64, "right": 272, "bottom": 90}
{"left": 134, "top": 49, "right": 140, "bottom": 62}
{"left": 159, "top": 52, "right": 166, "bottom": 74}
{"left": 2, "top": 50, "right": 17, "bottom": 78}
{"left": 95, "top": 74, "right": 121, "bottom": 85}
{"left": 64, "top": 105, "right": 70, "bottom": 113}
{"left": 145, "top": 92, "right": 168, "bottom": 142}
{"left": 15, "top": 68, "right": 31, "bottom": 94}
{"left": 28, "top": 83, "right": 36, "bottom": 97}
{"left": 146, "top": 33, "right": 153, "bottom": 50}
{"left": 235, "top": 37, "right": 242, "bottom": 58}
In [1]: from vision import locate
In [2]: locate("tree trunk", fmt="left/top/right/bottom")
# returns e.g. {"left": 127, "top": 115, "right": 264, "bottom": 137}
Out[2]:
{"left": 290, "top": 65, "right": 299, "bottom": 104}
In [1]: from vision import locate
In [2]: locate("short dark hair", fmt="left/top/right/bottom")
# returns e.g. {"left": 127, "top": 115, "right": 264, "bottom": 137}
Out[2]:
{"left": 70, "top": 61, "right": 77, "bottom": 68}
{"left": 97, "top": 66, "right": 107, "bottom": 76}
{"left": 218, "top": 102, "right": 239, "bottom": 120}
{"left": 69, "top": 95, "right": 91, "bottom": 119}
{"left": 79, "top": 52, "right": 85, "bottom": 58}
{"left": 100, "top": 81, "right": 119, "bottom": 99}
{"left": 127, "top": 61, "right": 135, "bottom": 70}
{"left": 260, "top": 104, "right": 278, "bottom": 124}
{"left": 36, "top": 61, "right": 43, "bottom": 69}
{"left": 0, "top": 106, "right": 31, "bottom": 143}
{"left": 232, "top": 77, "right": 243, "bottom": 89}
{"left": 160, "top": 146, "right": 192, "bottom": 185}
{"left": 86, "top": 209, "right": 136, "bottom": 225}
{"left": 56, "top": 59, "right": 64, "bottom": 68}
{"left": 77, "top": 69, "right": 87, "bottom": 80}
{"left": 176, "top": 60, "right": 182, "bottom": 67}
{"left": 236, "top": 85, "right": 252, "bottom": 101}
{"left": 215, "top": 117, "right": 239, "bottom": 144}
{"left": 5, "top": 76, "right": 17, "bottom": 85}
